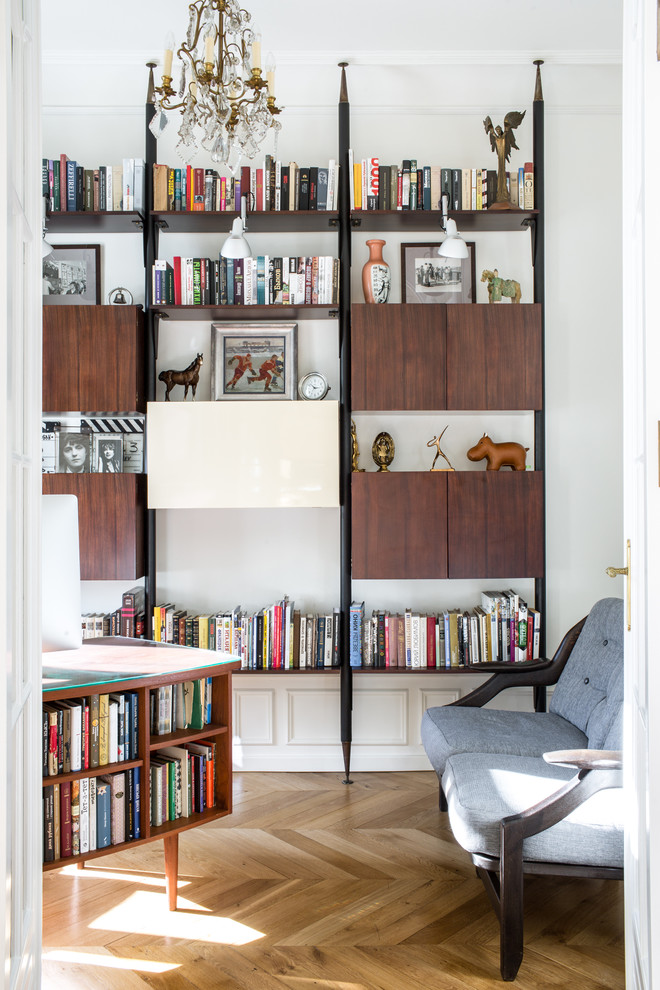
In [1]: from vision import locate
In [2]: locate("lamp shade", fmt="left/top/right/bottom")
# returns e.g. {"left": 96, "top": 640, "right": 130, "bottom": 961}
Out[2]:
{"left": 220, "top": 217, "right": 252, "bottom": 259}
{"left": 437, "top": 218, "right": 468, "bottom": 259}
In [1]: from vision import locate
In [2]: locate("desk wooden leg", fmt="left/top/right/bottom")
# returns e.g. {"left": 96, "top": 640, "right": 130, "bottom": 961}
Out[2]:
{"left": 163, "top": 834, "right": 179, "bottom": 911}
{"left": 76, "top": 861, "right": 85, "bottom": 869}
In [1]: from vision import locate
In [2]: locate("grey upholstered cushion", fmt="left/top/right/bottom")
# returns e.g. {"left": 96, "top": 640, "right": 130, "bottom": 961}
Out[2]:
{"left": 421, "top": 707, "right": 588, "bottom": 778}
{"left": 444, "top": 752, "right": 624, "bottom": 868}
{"left": 549, "top": 598, "right": 624, "bottom": 747}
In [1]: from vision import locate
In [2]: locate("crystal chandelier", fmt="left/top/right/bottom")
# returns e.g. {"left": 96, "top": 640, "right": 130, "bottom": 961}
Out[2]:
{"left": 151, "top": 0, "right": 282, "bottom": 169}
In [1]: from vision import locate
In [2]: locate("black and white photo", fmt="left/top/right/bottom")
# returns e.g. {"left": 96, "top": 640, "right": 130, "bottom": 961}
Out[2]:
{"left": 94, "top": 434, "right": 123, "bottom": 473}
{"left": 43, "top": 244, "right": 101, "bottom": 305}
{"left": 401, "top": 241, "right": 476, "bottom": 304}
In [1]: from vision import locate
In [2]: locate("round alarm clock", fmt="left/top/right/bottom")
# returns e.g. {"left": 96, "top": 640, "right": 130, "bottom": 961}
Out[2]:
{"left": 298, "top": 372, "right": 330, "bottom": 400}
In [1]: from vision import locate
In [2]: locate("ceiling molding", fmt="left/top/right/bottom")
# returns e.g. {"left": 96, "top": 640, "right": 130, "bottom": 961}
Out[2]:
{"left": 41, "top": 48, "right": 622, "bottom": 67}
{"left": 43, "top": 103, "right": 622, "bottom": 118}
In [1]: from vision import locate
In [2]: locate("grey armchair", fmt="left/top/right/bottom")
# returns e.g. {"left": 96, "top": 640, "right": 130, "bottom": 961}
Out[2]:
{"left": 421, "top": 598, "right": 624, "bottom": 980}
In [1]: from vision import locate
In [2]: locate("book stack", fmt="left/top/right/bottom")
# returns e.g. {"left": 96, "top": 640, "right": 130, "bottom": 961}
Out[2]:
{"left": 152, "top": 255, "right": 340, "bottom": 307}
{"left": 152, "top": 159, "right": 340, "bottom": 213}
{"left": 356, "top": 591, "right": 541, "bottom": 668}
{"left": 348, "top": 154, "right": 534, "bottom": 212}
{"left": 43, "top": 768, "right": 141, "bottom": 862}
{"left": 42, "top": 156, "right": 145, "bottom": 213}
{"left": 43, "top": 690, "right": 140, "bottom": 776}
{"left": 149, "top": 677, "right": 213, "bottom": 735}
{"left": 150, "top": 740, "right": 216, "bottom": 826}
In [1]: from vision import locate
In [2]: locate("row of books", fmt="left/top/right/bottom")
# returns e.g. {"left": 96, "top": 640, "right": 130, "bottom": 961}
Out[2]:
{"left": 348, "top": 156, "right": 534, "bottom": 212}
{"left": 150, "top": 740, "right": 216, "bottom": 826}
{"left": 149, "top": 678, "right": 213, "bottom": 736}
{"left": 43, "top": 690, "right": 140, "bottom": 777}
{"left": 94, "top": 585, "right": 540, "bottom": 670}
{"left": 350, "top": 590, "right": 541, "bottom": 668}
{"left": 42, "top": 418, "right": 144, "bottom": 475}
{"left": 43, "top": 769, "right": 140, "bottom": 862}
{"left": 150, "top": 599, "right": 341, "bottom": 671}
{"left": 81, "top": 584, "right": 147, "bottom": 641}
{"left": 152, "top": 158, "right": 339, "bottom": 213}
{"left": 42, "top": 155, "right": 145, "bottom": 213}
{"left": 152, "top": 255, "right": 340, "bottom": 308}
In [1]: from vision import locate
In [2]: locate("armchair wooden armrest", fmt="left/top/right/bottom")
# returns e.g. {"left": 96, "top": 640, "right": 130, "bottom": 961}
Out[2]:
{"left": 543, "top": 749, "right": 623, "bottom": 771}
{"left": 450, "top": 615, "right": 586, "bottom": 708}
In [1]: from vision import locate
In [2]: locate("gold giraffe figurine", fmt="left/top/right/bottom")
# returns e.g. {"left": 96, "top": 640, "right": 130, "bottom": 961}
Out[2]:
{"left": 427, "top": 426, "right": 455, "bottom": 471}
{"left": 351, "top": 420, "right": 365, "bottom": 472}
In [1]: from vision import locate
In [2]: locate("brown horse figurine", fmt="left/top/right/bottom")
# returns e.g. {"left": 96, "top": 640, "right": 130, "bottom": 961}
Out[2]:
{"left": 466, "top": 433, "right": 528, "bottom": 471}
{"left": 158, "top": 353, "right": 203, "bottom": 401}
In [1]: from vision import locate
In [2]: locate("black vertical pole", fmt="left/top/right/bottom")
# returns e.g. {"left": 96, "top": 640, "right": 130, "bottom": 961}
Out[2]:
{"left": 145, "top": 63, "right": 158, "bottom": 637}
{"left": 338, "top": 63, "right": 353, "bottom": 783}
{"left": 532, "top": 59, "right": 546, "bottom": 709}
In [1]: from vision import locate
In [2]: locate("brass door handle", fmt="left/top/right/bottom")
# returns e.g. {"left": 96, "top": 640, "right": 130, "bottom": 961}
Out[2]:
{"left": 606, "top": 539, "right": 631, "bottom": 631}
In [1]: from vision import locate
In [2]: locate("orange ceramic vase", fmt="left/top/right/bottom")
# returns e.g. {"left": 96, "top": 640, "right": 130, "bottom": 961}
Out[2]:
{"left": 362, "top": 239, "right": 391, "bottom": 303}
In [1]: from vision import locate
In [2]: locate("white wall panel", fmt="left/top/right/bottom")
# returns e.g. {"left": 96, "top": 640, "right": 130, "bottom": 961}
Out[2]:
{"left": 233, "top": 689, "right": 275, "bottom": 745}
{"left": 353, "top": 689, "right": 408, "bottom": 745}
{"left": 286, "top": 688, "right": 340, "bottom": 745}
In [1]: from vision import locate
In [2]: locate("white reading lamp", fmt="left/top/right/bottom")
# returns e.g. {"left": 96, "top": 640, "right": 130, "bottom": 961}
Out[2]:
{"left": 438, "top": 193, "right": 468, "bottom": 259}
{"left": 220, "top": 194, "right": 251, "bottom": 259}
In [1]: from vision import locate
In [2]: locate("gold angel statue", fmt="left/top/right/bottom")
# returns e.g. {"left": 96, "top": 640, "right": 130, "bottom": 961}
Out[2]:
{"left": 483, "top": 110, "right": 526, "bottom": 209}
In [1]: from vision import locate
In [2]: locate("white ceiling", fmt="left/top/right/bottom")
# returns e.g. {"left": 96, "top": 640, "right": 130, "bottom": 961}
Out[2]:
{"left": 41, "top": 0, "right": 622, "bottom": 58}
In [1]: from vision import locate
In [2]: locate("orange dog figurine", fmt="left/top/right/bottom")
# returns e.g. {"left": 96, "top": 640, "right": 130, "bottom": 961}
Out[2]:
{"left": 466, "top": 433, "right": 528, "bottom": 471}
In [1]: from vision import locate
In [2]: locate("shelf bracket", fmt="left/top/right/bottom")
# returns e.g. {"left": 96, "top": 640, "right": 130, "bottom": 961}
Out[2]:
{"left": 328, "top": 217, "right": 339, "bottom": 228}
{"left": 155, "top": 218, "right": 169, "bottom": 231}
{"left": 132, "top": 216, "right": 144, "bottom": 231}
{"left": 522, "top": 217, "right": 537, "bottom": 266}
{"left": 350, "top": 217, "right": 362, "bottom": 228}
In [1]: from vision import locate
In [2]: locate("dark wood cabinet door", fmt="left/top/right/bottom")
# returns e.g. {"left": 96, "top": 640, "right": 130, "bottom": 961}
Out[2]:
{"left": 446, "top": 304, "right": 542, "bottom": 410}
{"left": 447, "top": 471, "right": 544, "bottom": 578}
{"left": 42, "top": 474, "right": 146, "bottom": 580}
{"left": 352, "top": 472, "right": 448, "bottom": 579}
{"left": 351, "top": 304, "right": 447, "bottom": 410}
{"left": 43, "top": 305, "right": 145, "bottom": 412}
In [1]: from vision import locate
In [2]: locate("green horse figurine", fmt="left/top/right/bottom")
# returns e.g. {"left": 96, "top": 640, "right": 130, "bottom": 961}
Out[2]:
{"left": 481, "top": 268, "right": 522, "bottom": 304}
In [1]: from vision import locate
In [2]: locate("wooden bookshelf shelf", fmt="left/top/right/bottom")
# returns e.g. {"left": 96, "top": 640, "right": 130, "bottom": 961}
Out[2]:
{"left": 153, "top": 303, "right": 338, "bottom": 321}
{"left": 152, "top": 209, "right": 340, "bottom": 233}
{"left": 350, "top": 209, "right": 538, "bottom": 232}
{"left": 46, "top": 210, "right": 144, "bottom": 233}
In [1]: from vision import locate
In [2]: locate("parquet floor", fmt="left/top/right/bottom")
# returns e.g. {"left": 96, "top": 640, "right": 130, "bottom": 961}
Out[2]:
{"left": 42, "top": 771, "right": 624, "bottom": 989}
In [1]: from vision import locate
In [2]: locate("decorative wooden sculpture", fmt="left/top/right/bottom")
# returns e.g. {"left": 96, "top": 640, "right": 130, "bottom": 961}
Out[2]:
{"left": 351, "top": 419, "right": 365, "bottom": 472}
{"left": 427, "top": 426, "right": 455, "bottom": 471}
{"left": 372, "top": 431, "right": 395, "bottom": 472}
{"left": 481, "top": 268, "right": 521, "bottom": 303}
{"left": 158, "top": 352, "right": 203, "bottom": 401}
{"left": 483, "top": 110, "right": 526, "bottom": 209}
{"left": 466, "top": 433, "right": 528, "bottom": 471}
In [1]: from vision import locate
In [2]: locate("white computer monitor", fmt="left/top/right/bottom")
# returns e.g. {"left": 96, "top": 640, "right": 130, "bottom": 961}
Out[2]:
{"left": 42, "top": 493, "right": 82, "bottom": 653}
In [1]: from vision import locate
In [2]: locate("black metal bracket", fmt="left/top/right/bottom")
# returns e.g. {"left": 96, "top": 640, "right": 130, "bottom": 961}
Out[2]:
{"left": 350, "top": 217, "right": 362, "bottom": 228}
{"left": 132, "top": 216, "right": 144, "bottom": 231}
{"left": 328, "top": 217, "right": 339, "bottom": 228}
{"left": 155, "top": 218, "right": 169, "bottom": 230}
{"left": 522, "top": 217, "right": 537, "bottom": 266}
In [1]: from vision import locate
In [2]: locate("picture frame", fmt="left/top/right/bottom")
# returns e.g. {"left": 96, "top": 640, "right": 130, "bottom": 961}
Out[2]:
{"left": 58, "top": 429, "right": 93, "bottom": 474}
{"left": 210, "top": 322, "right": 298, "bottom": 400}
{"left": 400, "top": 241, "right": 476, "bottom": 304}
{"left": 93, "top": 433, "right": 124, "bottom": 473}
{"left": 43, "top": 244, "right": 101, "bottom": 305}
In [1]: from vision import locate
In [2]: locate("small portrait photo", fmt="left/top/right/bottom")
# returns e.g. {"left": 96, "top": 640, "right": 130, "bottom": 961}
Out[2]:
{"left": 94, "top": 434, "right": 123, "bottom": 473}
{"left": 59, "top": 430, "right": 92, "bottom": 474}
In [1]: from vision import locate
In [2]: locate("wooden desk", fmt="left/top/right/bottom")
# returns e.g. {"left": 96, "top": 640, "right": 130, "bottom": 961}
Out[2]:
{"left": 42, "top": 638, "right": 241, "bottom": 909}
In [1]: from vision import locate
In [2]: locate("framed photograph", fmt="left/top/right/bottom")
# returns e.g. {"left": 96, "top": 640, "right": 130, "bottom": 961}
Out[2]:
{"left": 93, "top": 433, "right": 124, "bottom": 473}
{"left": 58, "top": 429, "right": 92, "bottom": 474}
{"left": 43, "top": 244, "right": 101, "bottom": 305}
{"left": 210, "top": 322, "right": 298, "bottom": 400}
{"left": 401, "top": 241, "right": 476, "bottom": 304}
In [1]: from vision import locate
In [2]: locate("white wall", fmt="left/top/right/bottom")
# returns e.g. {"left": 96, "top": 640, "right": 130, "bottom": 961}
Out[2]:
{"left": 41, "top": 3, "right": 623, "bottom": 768}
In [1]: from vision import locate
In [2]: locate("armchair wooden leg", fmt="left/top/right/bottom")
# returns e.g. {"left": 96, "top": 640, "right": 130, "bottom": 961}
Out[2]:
{"left": 499, "top": 824, "right": 525, "bottom": 981}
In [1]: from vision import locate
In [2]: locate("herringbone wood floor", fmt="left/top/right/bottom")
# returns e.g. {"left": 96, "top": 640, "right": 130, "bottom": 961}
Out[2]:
{"left": 42, "top": 771, "right": 624, "bottom": 989}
